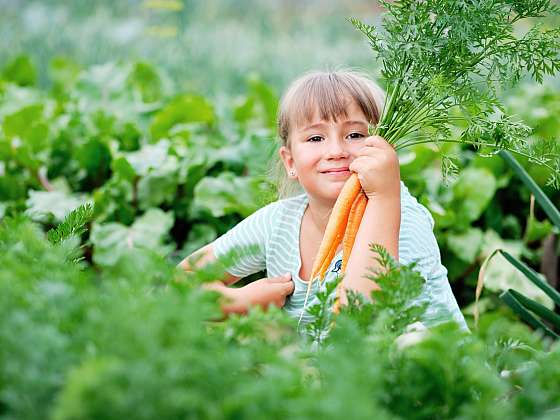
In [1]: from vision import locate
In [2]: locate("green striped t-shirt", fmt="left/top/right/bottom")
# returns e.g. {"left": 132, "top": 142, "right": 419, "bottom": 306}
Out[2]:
{"left": 213, "top": 181, "right": 468, "bottom": 330}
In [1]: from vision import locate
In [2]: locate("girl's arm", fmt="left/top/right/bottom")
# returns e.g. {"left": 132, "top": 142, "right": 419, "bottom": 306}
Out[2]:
{"left": 178, "top": 243, "right": 247, "bottom": 317}
{"left": 178, "top": 243, "right": 294, "bottom": 319}
{"left": 343, "top": 135, "right": 401, "bottom": 305}
{"left": 178, "top": 243, "right": 241, "bottom": 286}
{"left": 340, "top": 193, "right": 401, "bottom": 305}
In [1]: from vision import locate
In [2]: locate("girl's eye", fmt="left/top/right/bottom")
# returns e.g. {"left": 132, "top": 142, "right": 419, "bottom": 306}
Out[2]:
{"left": 348, "top": 132, "right": 365, "bottom": 140}
{"left": 308, "top": 136, "right": 323, "bottom": 142}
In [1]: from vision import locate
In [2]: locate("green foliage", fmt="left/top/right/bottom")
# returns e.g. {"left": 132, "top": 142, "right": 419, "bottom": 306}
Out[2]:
{"left": 351, "top": 0, "right": 560, "bottom": 186}
{"left": 477, "top": 151, "right": 560, "bottom": 338}
{"left": 90, "top": 208, "right": 174, "bottom": 267}
{"left": 192, "top": 172, "right": 267, "bottom": 218}
{"left": 1, "top": 6, "right": 560, "bottom": 413}
{"left": 2, "top": 55, "right": 37, "bottom": 86}
{"left": 47, "top": 202, "right": 94, "bottom": 245}
{"left": 25, "top": 191, "right": 89, "bottom": 224}
{"left": 0, "top": 58, "right": 281, "bottom": 274}
{"left": 2, "top": 217, "right": 560, "bottom": 419}
{"left": 150, "top": 94, "right": 215, "bottom": 140}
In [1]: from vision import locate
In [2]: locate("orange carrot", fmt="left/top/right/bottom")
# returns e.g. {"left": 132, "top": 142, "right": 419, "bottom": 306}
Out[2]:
{"left": 342, "top": 191, "right": 368, "bottom": 271}
{"left": 332, "top": 191, "right": 368, "bottom": 314}
{"left": 298, "top": 173, "right": 362, "bottom": 326}
{"left": 309, "top": 173, "right": 362, "bottom": 282}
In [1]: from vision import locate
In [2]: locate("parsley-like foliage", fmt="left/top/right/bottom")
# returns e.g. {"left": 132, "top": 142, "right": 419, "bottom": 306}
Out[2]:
{"left": 352, "top": 0, "right": 560, "bottom": 186}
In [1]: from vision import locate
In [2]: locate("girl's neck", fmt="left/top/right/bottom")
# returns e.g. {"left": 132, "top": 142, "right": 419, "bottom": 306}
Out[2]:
{"left": 305, "top": 194, "right": 336, "bottom": 235}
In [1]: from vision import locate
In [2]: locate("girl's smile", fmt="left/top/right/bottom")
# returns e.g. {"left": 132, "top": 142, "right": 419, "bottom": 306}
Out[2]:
{"left": 322, "top": 169, "right": 351, "bottom": 177}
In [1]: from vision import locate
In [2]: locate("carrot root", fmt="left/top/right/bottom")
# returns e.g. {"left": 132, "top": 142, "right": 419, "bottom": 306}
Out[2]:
{"left": 333, "top": 191, "right": 368, "bottom": 314}
{"left": 298, "top": 173, "right": 363, "bottom": 327}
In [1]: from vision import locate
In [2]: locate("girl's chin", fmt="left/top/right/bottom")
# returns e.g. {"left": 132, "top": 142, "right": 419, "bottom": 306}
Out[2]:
{"left": 323, "top": 184, "right": 345, "bottom": 200}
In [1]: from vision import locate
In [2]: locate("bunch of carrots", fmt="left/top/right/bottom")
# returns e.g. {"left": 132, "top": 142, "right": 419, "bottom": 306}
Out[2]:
{"left": 301, "top": 172, "right": 368, "bottom": 316}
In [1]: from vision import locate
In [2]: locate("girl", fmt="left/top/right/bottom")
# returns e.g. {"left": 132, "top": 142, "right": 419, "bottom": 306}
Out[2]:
{"left": 180, "top": 70, "right": 467, "bottom": 330}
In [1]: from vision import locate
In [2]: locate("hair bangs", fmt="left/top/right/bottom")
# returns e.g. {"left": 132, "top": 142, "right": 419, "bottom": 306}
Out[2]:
{"left": 278, "top": 71, "right": 384, "bottom": 147}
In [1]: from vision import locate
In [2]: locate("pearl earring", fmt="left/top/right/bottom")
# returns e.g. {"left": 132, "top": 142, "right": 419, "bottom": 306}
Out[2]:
{"left": 289, "top": 170, "right": 296, "bottom": 177}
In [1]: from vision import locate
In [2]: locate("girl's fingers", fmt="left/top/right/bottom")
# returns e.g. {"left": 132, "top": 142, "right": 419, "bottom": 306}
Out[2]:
{"left": 267, "top": 273, "right": 292, "bottom": 283}
{"left": 350, "top": 156, "right": 379, "bottom": 173}
{"left": 282, "top": 282, "right": 295, "bottom": 296}
{"left": 365, "top": 135, "right": 391, "bottom": 148}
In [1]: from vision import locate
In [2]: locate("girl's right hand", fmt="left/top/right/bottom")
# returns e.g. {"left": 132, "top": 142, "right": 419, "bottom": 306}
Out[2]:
{"left": 236, "top": 273, "right": 294, "bottom": 312}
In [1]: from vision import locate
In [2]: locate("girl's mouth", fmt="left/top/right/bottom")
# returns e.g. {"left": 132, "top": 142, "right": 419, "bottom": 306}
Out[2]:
{"left": 323, "top": 170, "right": 351, "bottom": 177}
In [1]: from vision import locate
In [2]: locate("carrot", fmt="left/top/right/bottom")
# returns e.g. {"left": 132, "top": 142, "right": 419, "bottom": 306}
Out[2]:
{"left": 332, "top": 190, "right": 368, "bottom": 314}
{"left": 309, "top": 173, "right": 362, "bottom": 282}
{"left": 341, "top": 191, "right": 368, "bottom": 271}
{"left": 297, "top": 173, "right": 363, "bottom": 326}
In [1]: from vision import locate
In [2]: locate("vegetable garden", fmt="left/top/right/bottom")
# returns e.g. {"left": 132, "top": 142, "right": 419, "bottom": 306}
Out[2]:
{"left": 1, "top": 1, "right": 560, "bottom": 418}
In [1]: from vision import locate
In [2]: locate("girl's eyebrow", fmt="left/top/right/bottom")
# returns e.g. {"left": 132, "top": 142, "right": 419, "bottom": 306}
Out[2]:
{"left": 300, "top": 120, "right": 367, "bottom": 132}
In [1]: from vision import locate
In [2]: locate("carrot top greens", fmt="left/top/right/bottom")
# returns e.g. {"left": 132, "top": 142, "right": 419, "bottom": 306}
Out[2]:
{"left": 351, "top": 0, "right": 560, "bottom": 186}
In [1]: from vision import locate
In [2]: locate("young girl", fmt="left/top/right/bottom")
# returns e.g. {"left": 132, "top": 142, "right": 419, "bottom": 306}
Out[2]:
{"left": 180, "top": 70, "right": 467, "bottom": 330}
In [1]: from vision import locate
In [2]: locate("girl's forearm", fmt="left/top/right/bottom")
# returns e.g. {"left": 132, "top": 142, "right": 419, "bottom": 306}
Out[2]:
{"left": 202, "top": 282, "right": 249, "bottom": 318}
{"left": 340, "top": 194, "right": 401, "bottom": 305}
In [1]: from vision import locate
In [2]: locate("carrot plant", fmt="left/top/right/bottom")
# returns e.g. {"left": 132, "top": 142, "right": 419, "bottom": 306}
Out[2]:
{"left": 304, "top": 0, "right": 560, "bottom": 317}
{"left": 352, "top": 0, "right": 560, "bottom": 177}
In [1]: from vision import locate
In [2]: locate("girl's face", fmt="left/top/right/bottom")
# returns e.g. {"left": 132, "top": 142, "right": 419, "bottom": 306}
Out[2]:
{"left": 279, "top": 99, "right": 369, "bottom": 203}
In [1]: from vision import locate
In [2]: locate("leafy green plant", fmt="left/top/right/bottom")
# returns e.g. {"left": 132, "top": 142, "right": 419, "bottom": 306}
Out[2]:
{"left": 2, "top": 216, "right": 560, "bottom": 419}
{"left": 303, "top": 244, "right": 427, "bottom": 344}
{"left": 477, "top": 151, "right": 560, "bottom": 338}
{"left": 47, "top": 202, "right": 94, "bottom": 245}
{"left": 352, "top": 0, "right": 560, "bottom": 185}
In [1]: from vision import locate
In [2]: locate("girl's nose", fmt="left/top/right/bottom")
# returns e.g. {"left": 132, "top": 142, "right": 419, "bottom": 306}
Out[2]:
{"left": 324, "top": 138, "right": 349, "bottom": 159}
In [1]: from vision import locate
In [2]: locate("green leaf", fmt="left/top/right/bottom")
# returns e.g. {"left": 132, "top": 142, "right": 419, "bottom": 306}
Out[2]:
{"left": 479, "top": 231, "right": 553, "bottom": 308}
{"left": 74, "top": 138, "right": 112, "bottom": 184}
{"left": 192, "top": 172, "right": 265, "bottom": 218}
{"left": 508, "top": 289, "right": 560, "bottom": 329}
{"left": 451, "top": 168, "right": 497, "bottom": 224}
{"left": 499, "top": 150, "right": 560, "bottom": 229}
{"left": 3, "top": 105, "right": 49, "bottom": 153}
{"left": 47, "top": 203, "right": 95, "bottom": 245}
{"left": 2, "top": 55, "right": 36, "bottom": 86}
{"left": 524, "top": 217, "right": 553, "bottom": 243}
{"left": 122, "top": 141, "right": 170, "bottom": 176}
{"left": 137, "top": 156, "right": 180, "bottom": 209}
{"left": 500, "top": 290, "right": 559, "bottom": 339}
{"left": 398, "top": 144, "right": 439, "bottom": 177}
{"left": 25, "top": 190, "right": 90, "bottom": 224}
{"left": 49, "top": 56, "right": 81, "bottom": 92}
{"left": 446, "top": 227, "right": 484, "bottom": 263}
{"left": 111, "top": 157, "right": 136, "bottom": 183}
{"left": 150, "top": 94, "right": 214, "bottom": 140}
{"left": 90, "top": 208, "right": 174, "bottom": 266}
{"left": 246, "top": 75, "right": 279, "bottom": 129}
{"left": 499, "top": 249, "right": 560, "bottom": 307}
{"left": 92, "top": 177, "right": 135, "bottom": 225}
{"left": 127, "top": 61, "right": 163, "bottom": 103}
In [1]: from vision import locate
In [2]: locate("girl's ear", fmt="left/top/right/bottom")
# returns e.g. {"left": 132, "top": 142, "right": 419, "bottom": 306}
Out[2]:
{"left": 279, "top": 145, "right": 294, "bottom": 173}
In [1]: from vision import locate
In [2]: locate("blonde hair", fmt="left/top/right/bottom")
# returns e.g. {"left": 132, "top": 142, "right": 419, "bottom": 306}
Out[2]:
{"left": 269, "top": 69, "right": 386, "bottom": 199}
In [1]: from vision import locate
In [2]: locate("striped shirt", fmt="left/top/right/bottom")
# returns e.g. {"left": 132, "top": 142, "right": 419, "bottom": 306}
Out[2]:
{"left": 213, "top": 181, "right": 468, "bottom": 330}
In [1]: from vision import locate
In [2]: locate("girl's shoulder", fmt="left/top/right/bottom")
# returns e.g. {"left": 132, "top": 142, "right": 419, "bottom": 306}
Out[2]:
{"left": 400, "top": 181, "right": 435, "bottom": 229}
{"left": 262, "top": 192, "right": 308, "bottom": 215}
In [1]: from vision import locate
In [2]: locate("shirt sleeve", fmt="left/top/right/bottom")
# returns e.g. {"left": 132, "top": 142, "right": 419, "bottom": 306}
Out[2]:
{"left": 212, "top": 201, "right": 279, "bottom": 278}
{"left": 399, "top": 184, "right": 469, "bottom": 331}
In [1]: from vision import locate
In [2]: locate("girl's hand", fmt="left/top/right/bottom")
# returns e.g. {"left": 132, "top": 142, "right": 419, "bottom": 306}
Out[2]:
{"left": 235, "top": 274, "right": 295, "bottom": 312}
{"left": 348, "top": 136, "right": 401, "bottom": 199}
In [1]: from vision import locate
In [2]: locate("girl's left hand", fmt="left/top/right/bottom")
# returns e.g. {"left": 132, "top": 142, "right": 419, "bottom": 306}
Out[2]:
{"left": 348, "top": 136, "right": 401, "bottom": 199}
